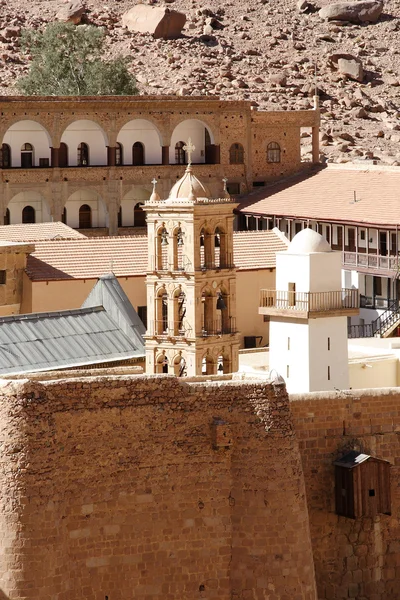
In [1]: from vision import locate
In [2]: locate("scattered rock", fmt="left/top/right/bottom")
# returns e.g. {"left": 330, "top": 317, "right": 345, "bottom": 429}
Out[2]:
{"left": 122, "top": 5, "right": 186, "bottom": 39}
{"left": 319, "top": 1, "right": 383, "bottom": 24}
{"left": 329, "top": 53, "right": 364, "bottom": 82}
{"left": 56, "top": 1, "right": 86, "bottom": 25}
{"left": 270, "top": 73, "right": 287, "bottom": 87}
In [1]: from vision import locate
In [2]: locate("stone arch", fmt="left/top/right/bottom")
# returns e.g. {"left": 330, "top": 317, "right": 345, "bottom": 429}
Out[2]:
{"left": 63, "top": 189, "right": 107, "bottom": 229}
{"left": 172, "top": 286, "right": 188, "bottom": 336}
{"left": 200, "top": 225, "right": 213, "bottom": 269}
{"left": 155, "top": 223, "right": 169, "bottom": 271}
{"left": 6, "top": 190, "right": 51, "bottom": 224}
{"left": 155, "top": 352, "right": 168, "bottom": 374}
{"left": 202, "top": 350, "right": 215, "bottom": 375}
{"left": 172, "top": 223, "right": 187, "bottom": 271}
{"left": 60, "top": 120, "right": 108, "bottom": 166}
{"left": 170, "top": 119, "right": 216, "bottom": 165}
{"left": 120, "top": 186, "right": 151, "bottom": 227}
{"left": 2, "top": 120, "right": 52, "bottom": 168}
{"left": 117, "top": 119, "right": 163, "bottom": 165}
{"left": 201, "top": 286, "right": 214, "bottom": 336}
{"left": 217, "top": 348, "right": 232, "bottom": 374}
{"left": 155, "top": 286, "right": 168, "bottom": 335}
{"left": 172, "top": 352, "right": 187, "bottom": 377}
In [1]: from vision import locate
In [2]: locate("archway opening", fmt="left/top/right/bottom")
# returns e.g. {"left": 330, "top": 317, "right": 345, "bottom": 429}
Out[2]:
{"left": 22, "top": 205, "right": 35, "bottom": 224}
{"left": 156, "top": 288, "right": 168, "bottom": 334}
{"left": 1, "top": 144, "right": 11, "bottom": 168}
{"left": 2, "top": 120, "right": 52, "bottom": 168}
{"left": 59, "top": 142, "right": 68, "bottom": 167}
{"left": 21, "top": 143, "right": 34, "bottom": 168}
{"left": 117, "top": 119, "right": 162, "bottom": 165}
{"left": 132, "top": 142, "right": 145, "bottom": 166}
{"left": 77, "top": 142, "right": 89, "bottom": 166}
{"left": 200, "top": 227, "right": 213, "bottom": 269}
{"left": 156, "top": 226, "right": 169, "bottom": 271}
{"left": 202, "top": 354, "right": 215, "bottom": 375}
{"left": 170, "top": 119, "right": 217, "bottom": 164}
{"left": 79, "top": 204, "right": 92, "bottom": 229}
{"left": 64, "top": 189, "right": 106, "bottom": 229}
{"left": 61, "top": 120, "right": 108, "bottom": 166}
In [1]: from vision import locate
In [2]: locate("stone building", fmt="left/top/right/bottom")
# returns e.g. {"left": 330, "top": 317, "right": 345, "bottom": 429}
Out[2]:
{"left": 0, "top": 95, "right": 319, "bottom": 234}
{"left": 144, "top": 146, "right": 239, "bottom": 376}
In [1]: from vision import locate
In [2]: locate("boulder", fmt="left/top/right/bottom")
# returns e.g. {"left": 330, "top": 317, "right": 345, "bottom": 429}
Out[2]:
{"left": 329, "top": 53, "right": 364, "bottom": 82}
{"left": 56, "top": 1, "right": 86, "bottom": 24}
{"left": 122, "top": 5, "right": 186, "bottom": 39}
{"left": 319, "top": 1, "right": 383, "bottom": 23}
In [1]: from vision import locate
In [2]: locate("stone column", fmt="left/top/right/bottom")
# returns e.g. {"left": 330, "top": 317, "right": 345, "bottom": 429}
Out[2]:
{"left": 51, "top": 147, "right": 59, "bottom": 168}
{"left": 162, "top": 146, "right": 169, "bottom": 165}
{"left": 107, "top": 146, "right": 116, "bottom": 167}
{"left": 108, "top": 201, "right": 119, "bottom": 236}
{"left": 312, "top": 126, "right": 319, "bottom": 163}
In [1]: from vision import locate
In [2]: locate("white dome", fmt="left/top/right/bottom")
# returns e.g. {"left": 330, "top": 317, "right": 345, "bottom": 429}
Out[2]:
{"left": 168, "top": 165, "right": 211, "bottom": 201}
{"left": 288, "top": 228, "right": 332, "bottom": 254}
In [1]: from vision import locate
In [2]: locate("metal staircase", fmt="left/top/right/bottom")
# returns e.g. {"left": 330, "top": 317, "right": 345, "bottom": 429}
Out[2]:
{"left": 348, "top": 300, "right": 400, "bottom": 339}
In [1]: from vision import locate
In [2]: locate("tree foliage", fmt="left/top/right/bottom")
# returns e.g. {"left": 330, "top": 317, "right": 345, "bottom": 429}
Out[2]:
{"left": 16, "top": 22, "right": 138, "bottom": 96}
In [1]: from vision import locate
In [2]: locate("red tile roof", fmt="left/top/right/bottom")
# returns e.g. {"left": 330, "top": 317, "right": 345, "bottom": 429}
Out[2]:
{"left": 238, "top": 164, "right": 400, "bottom": 228}
{"left": 26, "top": 231, "right": 288, "bottom": 281}
{"left": 0, "top": 222, "right": 86, "bottom": 242}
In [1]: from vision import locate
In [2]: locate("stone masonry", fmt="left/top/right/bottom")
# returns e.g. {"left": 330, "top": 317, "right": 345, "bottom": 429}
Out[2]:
{"left": 0, "top": 374, "right": 317, "bottom": 600}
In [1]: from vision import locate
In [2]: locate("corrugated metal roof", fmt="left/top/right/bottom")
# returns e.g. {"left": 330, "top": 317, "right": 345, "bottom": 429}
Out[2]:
{"left": 333, "top": 451, "right": 371, "bottom": 468}
{"left": 0, "top": 275, "right": 146, "bottom": 375}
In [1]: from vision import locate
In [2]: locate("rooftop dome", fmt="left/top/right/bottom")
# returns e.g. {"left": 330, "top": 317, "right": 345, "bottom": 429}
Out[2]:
{"left": 288, "top": 228, "right": 332, "bottom": 254}
{"left": 168, "top": 165, "right": 211, "bottom": 201}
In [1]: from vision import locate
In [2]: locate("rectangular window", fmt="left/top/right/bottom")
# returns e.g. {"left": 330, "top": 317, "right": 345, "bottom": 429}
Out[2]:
{"left": 360, "top": 230, "right": 366, "bottom": 241}
{"left": 326, "top": 225, "right": 330, "bottom": 244}
{"left": 138, "top": 306, "right": 147, "bottom": 328}
{"left": 374, "top": 277, "right": 382, "bottom": 297}
{"left": 286, "top": 365, "right": 290, "bottom": 378}
{"left": 0, "top": 270, "right": 6, "bottom": 285}
{"left": 288, "top": 282, "right": 296, "bottom": 307}
{"left": 328, "top": 366, "right": 331, "bottom": 381}
{"left": 328, "top": 337, "right": 330, "bottom": 351}
{"left": 288, "top": 337, "right": 290, "bottom": 351}
{"left": 39, "top": 158, "right": 49, "bottom": 167}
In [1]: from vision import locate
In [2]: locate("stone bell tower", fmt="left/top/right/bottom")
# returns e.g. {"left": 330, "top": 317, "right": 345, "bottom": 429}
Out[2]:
{"left": 143, "top": 139, "right": 239, "bottom": 377}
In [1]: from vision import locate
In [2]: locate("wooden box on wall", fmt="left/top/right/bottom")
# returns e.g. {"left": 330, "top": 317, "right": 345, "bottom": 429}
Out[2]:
{"left": 334, "top": 451, "right": 391, "bottom": 519}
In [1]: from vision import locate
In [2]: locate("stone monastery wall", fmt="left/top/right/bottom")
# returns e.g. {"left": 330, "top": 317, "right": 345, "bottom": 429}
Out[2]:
{"left": 291, "top": 388, "right": 400, "bottom": 600}
{"left": 0, "top": 375, "right": 317, "bottom": 600}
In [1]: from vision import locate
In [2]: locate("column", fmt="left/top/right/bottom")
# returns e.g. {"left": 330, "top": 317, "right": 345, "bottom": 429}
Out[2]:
{"left": 312, "top": 126, "right": 319, "bottom": 163}
{"left": 107, "top": 146, "right": 116, "bottom": 167}
{"left": 162, "top": 146, "right": 169, "bottom": 165}
{"left": 51, "top": 147, "right": 59, "bottom": 168}
{"left": 108, "top": 202, "right": 119, "bottom": 236}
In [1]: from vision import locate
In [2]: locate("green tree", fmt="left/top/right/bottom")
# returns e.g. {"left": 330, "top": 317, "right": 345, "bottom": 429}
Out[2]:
{"left": 16, "top": 22, "right": 138, "bottom": 96}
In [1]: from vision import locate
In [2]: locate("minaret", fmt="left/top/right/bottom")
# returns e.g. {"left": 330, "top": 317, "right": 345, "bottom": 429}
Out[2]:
{"left": 143, "top": 139, "right": 239, "bottom": 377}
{"left": 259, "top": 228, "right": 359, "bottom": 393}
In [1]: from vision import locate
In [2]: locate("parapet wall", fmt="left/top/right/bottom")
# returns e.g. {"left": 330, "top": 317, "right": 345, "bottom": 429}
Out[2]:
{"left": 291, "top": 388, "right": 400, "bottom": 600}
{"left": 0, "top": 374, "right": 317, "bottom": 600}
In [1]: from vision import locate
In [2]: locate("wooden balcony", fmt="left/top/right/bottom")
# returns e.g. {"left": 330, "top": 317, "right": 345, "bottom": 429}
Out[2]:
{"left": 343, "top": 251, "right": 400, "bottom": 275}
{"left": 259, "top": 288, "right": 359, "bottom": 319}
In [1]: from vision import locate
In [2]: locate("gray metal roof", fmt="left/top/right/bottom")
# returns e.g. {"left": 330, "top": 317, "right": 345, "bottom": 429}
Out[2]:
{"left": 0, "top": 275, "right": 145, "bottom": 375}
{"left": 334, "top": 451, "right": 390, "bottom": 468}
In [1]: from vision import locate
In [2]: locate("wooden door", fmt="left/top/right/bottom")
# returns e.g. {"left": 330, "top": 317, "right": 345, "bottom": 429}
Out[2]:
{"left": 348, "top": 228, "right": 356, "bottom": 251}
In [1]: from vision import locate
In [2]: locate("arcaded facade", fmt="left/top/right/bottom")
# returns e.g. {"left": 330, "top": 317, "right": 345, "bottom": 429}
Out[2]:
{"left": 0, "top": 95, "right": 319, "bottom": 234}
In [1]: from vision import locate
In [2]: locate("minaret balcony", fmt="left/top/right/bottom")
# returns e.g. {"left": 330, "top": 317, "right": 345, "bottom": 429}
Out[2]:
{"left": 259, "top": 289, "right": 359, "bottom": 319}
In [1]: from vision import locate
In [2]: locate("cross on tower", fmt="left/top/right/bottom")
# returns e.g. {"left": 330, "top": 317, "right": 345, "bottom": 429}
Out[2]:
{"left": 151, "top": 177, "right": 158, "bottom": 189}
{"left": 183, "top": 138, "right": 195, "bottom": 166}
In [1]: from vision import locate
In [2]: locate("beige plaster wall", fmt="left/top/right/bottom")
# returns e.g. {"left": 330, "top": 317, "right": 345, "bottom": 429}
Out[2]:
{"left": 236, "top": 268, "right": 275, "bottom": 347}
{"left": 349, "top": 357, "right": 399, "bottom": 389}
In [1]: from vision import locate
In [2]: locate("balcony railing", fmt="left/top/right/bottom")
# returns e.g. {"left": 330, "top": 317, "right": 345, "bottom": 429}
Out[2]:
{"left": 343, "top": 251, "right": 400, "bottom": 273}
{"left": 260, "top": 288, "right": 359, "bottom": 314}
{"left": 148, "top": 256, "right": 193, "bottom": 273}
{"left": 198, "top": 318, "right": 237, "bottom": 337}
{"left": 196, "top": 254, "right": 236, "bottom": 271}
{"left": 150, "top": 320, "right": 193, "bottom": 338}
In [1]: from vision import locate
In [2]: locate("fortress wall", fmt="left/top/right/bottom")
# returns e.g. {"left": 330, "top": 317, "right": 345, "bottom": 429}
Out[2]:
{"left": 0, "top": 375, "right": 316, "bottom": 600}
{"left": 291, "top": 388, "right": 400, "bottom": 600}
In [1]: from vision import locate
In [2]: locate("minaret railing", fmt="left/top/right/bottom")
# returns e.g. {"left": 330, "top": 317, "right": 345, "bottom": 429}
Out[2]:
{"left": 260, "top": 289, "right": 359, "bottom": 312}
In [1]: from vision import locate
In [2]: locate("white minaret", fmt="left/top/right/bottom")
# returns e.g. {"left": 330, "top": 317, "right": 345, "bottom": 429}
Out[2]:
{"left": 260, "top": 228, "right": 358, "bottom": 393}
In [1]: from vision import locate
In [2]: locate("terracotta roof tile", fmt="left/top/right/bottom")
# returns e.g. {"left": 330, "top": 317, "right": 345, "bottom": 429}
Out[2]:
{"left": 238, "top": 164, "right": 400, "bottom": 228}
{"left": 26, "top": 231, "right": 287, "bottom": 281}
{"left": 0, "top": 222, "right": 86, "bottom": 242}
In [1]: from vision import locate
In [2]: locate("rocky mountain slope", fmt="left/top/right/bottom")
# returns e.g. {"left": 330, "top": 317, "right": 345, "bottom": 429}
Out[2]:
{"left": 0, "top": 0, "right": 399, "bottom": 164}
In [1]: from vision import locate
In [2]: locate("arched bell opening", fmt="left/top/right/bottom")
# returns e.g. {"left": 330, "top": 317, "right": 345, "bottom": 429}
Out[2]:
{"left": 216, "top": 286, "right": 230, "bottom": 334}
{"left": 156, "top": 288, "right": 168, "bottom": 335}
{"left": 173, "top": 354, "right": 187, "bottom": 377}
{"left": 172, "top": 225, "right": 186, "bottom": 271}
{"left": 173, "top": 288, "right": 187, "bottom": 336}
{"left": 156, "top": 226, "right": 169, "bottom": 271}
{"left": 201, "top": 288, "right": 214, "bottom": 336}
{"left": 200, "top": 227, "right": 213, "bottom": 270}
{"left": 217, "top": 352, "right": 231, "bottom": 375}
{"left": 156, "top": 354, "right": 169, "bottom": 374}
{"left": 214, "top": 226, "right": 227, "bottom": 268}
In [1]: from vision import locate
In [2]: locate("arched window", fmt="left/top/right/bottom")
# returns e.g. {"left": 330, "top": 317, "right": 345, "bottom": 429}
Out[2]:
{"left": 21, "top": 143, "right": 34, "bottom": 168}
{"left": 79, "top": 204, "right": 92, "bottom": 229}
{"left": 132, "top": 142, "right": 144, "bottom": 166}
{"left": 116, "top": 142, "right": 123, "bottom": 166}
{"left": 134, "top": 202, "right": 146, "bottom": 227}
{"left": 229, "top": 143, "right": 244, "bottom": 164}
{"left": 59, "top": 142, "right": 68, "bottom": 168}
{"left": 118, "top": 207, "right": 122, "bottom": 228}
{"left": 4, "top": 208, "right": 10, "bottom": 226}
{"left": 22, "top": 205, "right": 35, "bottom": 224}
{"left": 175, "top": 141, "right": 186, "bottom": 165}
{"left": 267, "top": 141, "right": 281, "bottom": 163}
{"left": 77, "top": 142, "right": 89, "bottom": 166}
{"left": 61, "top": 207, "right": 67, "bottom": 224}
{"left": 1, "top": 144, "right": 11, "bottom": 168}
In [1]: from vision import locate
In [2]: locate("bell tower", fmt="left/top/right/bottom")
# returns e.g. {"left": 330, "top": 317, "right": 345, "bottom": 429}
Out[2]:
{"left": 144, "top": 139, "right": 239, "bottom": 377}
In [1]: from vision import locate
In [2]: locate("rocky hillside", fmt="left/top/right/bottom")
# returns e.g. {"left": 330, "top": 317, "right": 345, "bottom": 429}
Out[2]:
{"left": 0, "top": 0, "right": 399, "bottom": 164}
